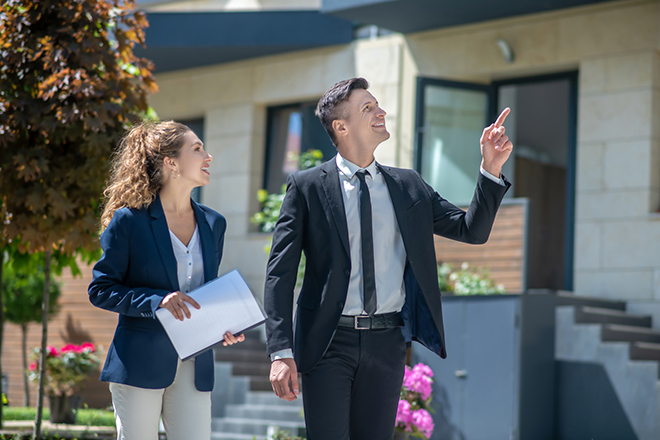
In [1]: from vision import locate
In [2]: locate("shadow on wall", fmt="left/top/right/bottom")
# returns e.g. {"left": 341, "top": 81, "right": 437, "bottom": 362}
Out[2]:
{"left": 60, "top": 313, "right": 111, "bottom": 408}
{"left": 60, "top": 313, "right": 94, "bottom": 345}
{"left": 430, "top": 383, "right": 465, "bottom": 440}
{"left": 555, "top": 360, "right": 637, "bottom": 440}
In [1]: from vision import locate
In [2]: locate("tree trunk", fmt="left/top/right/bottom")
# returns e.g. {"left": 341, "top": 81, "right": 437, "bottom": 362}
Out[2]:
{"left": 21, "top": 323, "right": 29, "bottom": 407}
{"left": 33, "top": 249, "right": 51, "bottom": 440}
{"left": 0, "top": 256, "right": 4, "bottom": 428}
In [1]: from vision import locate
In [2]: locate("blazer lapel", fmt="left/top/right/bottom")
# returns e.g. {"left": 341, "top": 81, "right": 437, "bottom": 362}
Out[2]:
{"left": 192, "top": 200, "right": 218, "bottom": 282}
{"left": 149, "top": 195, "right": 179, "bottom": 291}
{"left": 320, "top": 158, "right": 350, "bottom": 257}
{"left": 377, "top": 164, "right": 411, "bottom": 248}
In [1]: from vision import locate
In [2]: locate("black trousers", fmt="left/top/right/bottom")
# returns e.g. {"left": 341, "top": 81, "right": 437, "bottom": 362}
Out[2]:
{"left": 301, "top": 326, "right": 407, "bottom": 440}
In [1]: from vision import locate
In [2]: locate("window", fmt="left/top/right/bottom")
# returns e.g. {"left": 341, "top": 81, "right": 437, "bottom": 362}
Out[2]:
{"left": 415, "top": 78, "right": 494, "bottom": 206}
{"left": 263, "top": 102, "right": 336, "bottom": 194}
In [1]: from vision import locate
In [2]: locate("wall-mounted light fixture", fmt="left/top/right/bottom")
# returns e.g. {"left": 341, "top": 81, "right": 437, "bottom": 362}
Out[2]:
{"left": 496, "top": 38, "right": 515, "bottom": 64}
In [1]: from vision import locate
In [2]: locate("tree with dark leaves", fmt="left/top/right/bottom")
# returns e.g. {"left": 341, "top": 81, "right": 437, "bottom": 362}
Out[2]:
{"left": 0, "top": 1, "right": 157, "bottom": 437}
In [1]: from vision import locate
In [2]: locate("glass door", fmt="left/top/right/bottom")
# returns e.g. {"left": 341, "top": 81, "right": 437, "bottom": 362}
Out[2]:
{"left": 415, "top": 78, "right": 495, "bottom": 205}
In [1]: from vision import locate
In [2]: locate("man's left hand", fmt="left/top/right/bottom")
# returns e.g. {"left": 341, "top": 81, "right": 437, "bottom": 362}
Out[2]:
{"left": 480, "top": 107, "right": 513, "bottom": 178}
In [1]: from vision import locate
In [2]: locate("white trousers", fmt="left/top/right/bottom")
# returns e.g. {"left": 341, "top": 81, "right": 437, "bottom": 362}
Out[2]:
{"left": 109, "top": 358, "right": 211, "bottom": 440}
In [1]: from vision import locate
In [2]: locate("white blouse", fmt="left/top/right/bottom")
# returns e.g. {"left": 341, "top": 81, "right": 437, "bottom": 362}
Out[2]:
{"left": 169, "top": 225, "right": 204, "bottom": 294}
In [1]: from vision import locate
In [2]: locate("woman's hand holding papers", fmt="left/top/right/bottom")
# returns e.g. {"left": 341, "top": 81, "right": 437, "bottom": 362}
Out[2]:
{"left": 222, "top": 332, "right": 246, "bottom": 346}
{"left": 159, "top": 291, "right": 201, "bottom": 321}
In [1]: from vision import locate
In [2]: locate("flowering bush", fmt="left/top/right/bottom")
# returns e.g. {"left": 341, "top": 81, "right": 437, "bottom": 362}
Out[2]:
{"left": 438, "top": 262, "right": 506, "bottom": 295}
{"left": 28, "top": 342, "right": 101, "bottom": 396}
{"left": 395, "top": 363, "right": 435, "bottom": 439}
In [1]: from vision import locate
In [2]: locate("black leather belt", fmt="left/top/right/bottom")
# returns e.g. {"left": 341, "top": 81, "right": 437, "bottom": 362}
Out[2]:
{"left": 337, "top": 312, "right": 404, "bottom": 330}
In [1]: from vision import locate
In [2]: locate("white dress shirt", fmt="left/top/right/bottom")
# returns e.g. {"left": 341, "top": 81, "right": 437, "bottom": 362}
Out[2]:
{"left": 169, "top": 226, "right": 204, "bottom": 293}
{"left": 336, "top": 153, "right": 407, "bottom": 316}
{"left": 271, "top": 155, "right": 505, "bottom": 361}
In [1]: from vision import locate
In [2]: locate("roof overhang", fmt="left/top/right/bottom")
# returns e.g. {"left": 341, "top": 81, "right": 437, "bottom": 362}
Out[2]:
{"left": 134, "top": 10, "right": 354, "bottom": 73}
{"left": 321, "top": 0, "right": 620, "bottom": 34}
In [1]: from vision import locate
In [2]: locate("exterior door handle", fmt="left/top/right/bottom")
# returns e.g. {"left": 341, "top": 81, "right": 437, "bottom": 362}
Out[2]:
{"left": 455, "top": 369, "right": 468, "bottom": 379}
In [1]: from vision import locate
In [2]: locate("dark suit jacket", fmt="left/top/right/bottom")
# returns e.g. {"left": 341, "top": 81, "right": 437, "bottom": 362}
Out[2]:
{"left": 264, "top": 157, "right": 510, "bottom": 374}
{"left": 88, "top": 195, "right": 226, "bottom": 391}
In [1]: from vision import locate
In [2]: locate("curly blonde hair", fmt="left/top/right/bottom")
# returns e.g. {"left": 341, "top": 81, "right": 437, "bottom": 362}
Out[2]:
{"left": 101, "top": 120, "right": 192, "bottom": 230}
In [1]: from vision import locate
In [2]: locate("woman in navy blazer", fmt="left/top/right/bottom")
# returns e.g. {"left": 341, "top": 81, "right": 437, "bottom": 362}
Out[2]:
{"left": 88, "top": 120, "right": 243, "bottom": 440}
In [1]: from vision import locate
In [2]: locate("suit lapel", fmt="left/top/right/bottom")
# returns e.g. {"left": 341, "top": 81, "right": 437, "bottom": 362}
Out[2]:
{"left": 320, "top": 158, "right": 350, "bottom": 257}
{"left": 192, "top": 200, "right": 217, "bottom": 282}
{"left": 149, "top": 195, "right": 179, "bottom": 291}
{"left": 377, "top": 164, "right": 410, "bottom": 247}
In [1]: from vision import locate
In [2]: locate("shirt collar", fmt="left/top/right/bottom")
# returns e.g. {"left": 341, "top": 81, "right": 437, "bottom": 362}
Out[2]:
{"left": 336, "top": 153, "right": 379, "bottom": 180}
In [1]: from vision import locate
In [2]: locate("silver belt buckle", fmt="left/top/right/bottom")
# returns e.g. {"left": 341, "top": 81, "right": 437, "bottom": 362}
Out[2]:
{"left": 354, "top": 315, "right": 370, "bottom": 330}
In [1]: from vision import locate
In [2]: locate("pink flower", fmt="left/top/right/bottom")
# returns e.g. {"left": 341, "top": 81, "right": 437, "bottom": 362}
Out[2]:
{"left": 46, "top": 346, "right": 59, "bottom": 357}
{"left": 395, "top": 399, "right": 413, "bottom": 432}
{"left": 412, "top": 408, "right": 435, "bottom": 438}
{"left": 81, "top": 342, "right": 95, "bottom": 353}
{"left": 60, "top": 344, "right": 75, "bottom": 353}
{"left": 403, "top": 365, "right": 434, "bottom": 401}
{"left": 412, "top": 363, "right": 434, "bottom": 379}
{"left": 28, "top": 363, "right": 37, "bottom": 371}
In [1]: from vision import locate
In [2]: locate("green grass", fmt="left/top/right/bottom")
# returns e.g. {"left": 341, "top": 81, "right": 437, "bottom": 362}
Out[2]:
{"left": 3, "top": 407, "right": 41, "bottom": 421}
{"left": 74, "top": 409, "right": 115, "bottom": 427}
{"left": 3, "top": 407, "right": 115, "bottom": 427}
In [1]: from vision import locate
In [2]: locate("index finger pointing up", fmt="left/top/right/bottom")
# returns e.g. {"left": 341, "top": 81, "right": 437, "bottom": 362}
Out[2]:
{"left": 494, "top": 107, "right": 511, "bottom": 127}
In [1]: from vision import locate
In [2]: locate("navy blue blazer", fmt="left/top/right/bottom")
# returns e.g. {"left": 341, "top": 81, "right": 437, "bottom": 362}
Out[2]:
{"left": 88, "top": 195, "right": 226, "bottom": 391}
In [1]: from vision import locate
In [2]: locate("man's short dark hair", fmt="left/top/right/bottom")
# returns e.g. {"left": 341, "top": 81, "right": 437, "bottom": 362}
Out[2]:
{"left": 315, "top": 77, "right": 369, "bottom": 146}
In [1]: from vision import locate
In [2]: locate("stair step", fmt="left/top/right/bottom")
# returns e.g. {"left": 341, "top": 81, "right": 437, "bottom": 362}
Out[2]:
{"left": 212, "top": 417, "right": 305, "bottom": 436}
{"left": 212, "top": 434, "right": 266, "bottom": 440}
{"left": 225, "top": 404, "right": 304, "bottom": 422}
{"left": 555, "top": 292, "right": 626, "bottom": 311}
{"left": 215, "top": 350, "right": 269, "bottom": 363}
{"left": 246, "top": 391, "right": 304, "bottom": 407}
{"left": 575, "top": 306, "right": 652, "bottom": 327}
{"left": 214, "top": 339, "right": 266, "bottom": 352}
{"left": 232, "top": 361, "right": 271, "bottom": 377}
{"left": 601, "top": 324, "right": 660, "bottom": 344}
{"left": 630, "top": 341, "right": 660, "bottom": 360}
{"left": 630, "top": 342, "right": 660, "bottom": 379}
{"left": 248, "top": 375, "right": 275, "bottom": 392}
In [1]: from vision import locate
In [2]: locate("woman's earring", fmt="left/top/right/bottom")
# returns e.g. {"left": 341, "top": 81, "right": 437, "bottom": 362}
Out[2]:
{"left": 171, "top": 169, "right": 180, "bottom": 179}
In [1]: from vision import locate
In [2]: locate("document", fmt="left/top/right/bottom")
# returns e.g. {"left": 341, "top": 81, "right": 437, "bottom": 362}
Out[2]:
{"left": 156, "top": 270, "right": 266, "bottom": 361}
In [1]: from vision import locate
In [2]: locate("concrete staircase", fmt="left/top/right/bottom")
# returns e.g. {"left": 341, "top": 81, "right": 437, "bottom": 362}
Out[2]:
{"left": 555, "top": 292, "right": 660, "bottom": 439}
{"left": 212, "top": 391, "right": 305, "bottom": 440}
{"left": 211, "top": 330, "right": 306, "bottom": 440}
{"left": 214, "top": 331, "right": 272, "bottom": 391}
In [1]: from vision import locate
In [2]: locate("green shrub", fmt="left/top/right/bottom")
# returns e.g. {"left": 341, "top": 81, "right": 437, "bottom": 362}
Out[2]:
{"left": 74, "top": 408, "right": 115, "bottom": 427}
{"left": 3, "top": 406, "right": 42, "bottom": 420}
{"left": 438, "top": 262, "right": 506, "bottom": 295}
{"left": 3, "top": 407, "right": 115, "bottom": 427}
{"left": 251, "top": 149, "right": 324, "bottom": 233}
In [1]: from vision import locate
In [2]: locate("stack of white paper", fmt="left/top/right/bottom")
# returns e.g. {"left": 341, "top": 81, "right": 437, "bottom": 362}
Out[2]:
{"left": 156, "top": 270, "right": 266, "bottom": 360}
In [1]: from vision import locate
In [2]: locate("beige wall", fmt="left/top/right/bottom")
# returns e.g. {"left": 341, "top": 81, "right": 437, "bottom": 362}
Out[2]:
{"left": 149, "top": 0, "right": 660, "bottom": 301}
{"left": 151, "top": 41, "right": 399, "bottom": 298}
{"left": 400, "top": 0, "right": 660, "bottom": 300}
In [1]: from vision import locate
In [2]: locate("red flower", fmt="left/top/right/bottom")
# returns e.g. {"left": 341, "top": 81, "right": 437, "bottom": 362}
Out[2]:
{"left": 60, "top": 343, "right": 75, "bottom": 353}
{"left": 46, "top": 346, "right": 59, "bottom": 357}
{"left": 81, "top": 342, "right": 95, "bottom": 353}
{"left": 28, "top": 363, "right": 37, "bottom": 371}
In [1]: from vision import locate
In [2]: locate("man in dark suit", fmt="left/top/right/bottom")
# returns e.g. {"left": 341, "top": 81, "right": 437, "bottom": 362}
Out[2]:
{"left": 264, "top": 78, "right": 512, "bottom": 439}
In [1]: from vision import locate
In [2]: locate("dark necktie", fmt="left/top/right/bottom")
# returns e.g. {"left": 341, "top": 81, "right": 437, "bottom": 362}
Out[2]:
{"left": 355, "top": 170, "right": 377, "bottom": 316}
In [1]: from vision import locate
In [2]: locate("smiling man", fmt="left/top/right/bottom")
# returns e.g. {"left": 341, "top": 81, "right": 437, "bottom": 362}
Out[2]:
{"left": 264, "top": 78, "right": 513, "bottom": 440}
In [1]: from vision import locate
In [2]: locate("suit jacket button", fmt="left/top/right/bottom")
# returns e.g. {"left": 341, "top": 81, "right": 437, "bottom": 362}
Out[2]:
{"left": 344, "top": 269, "right": 350, "bottom": 276}
{"left": 337, "top": 302, "right": 344, "bottom": 309}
